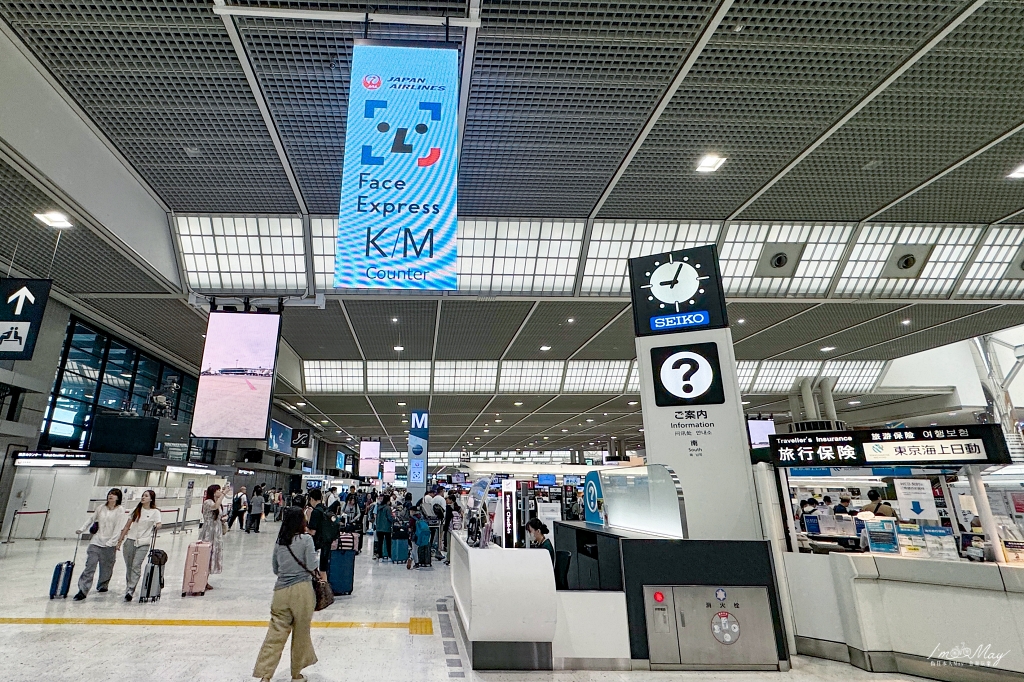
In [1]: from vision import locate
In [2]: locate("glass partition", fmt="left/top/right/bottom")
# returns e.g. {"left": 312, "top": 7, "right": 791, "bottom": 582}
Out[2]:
{"left": 599, "top": 464, "right": 687, "bottom": 538}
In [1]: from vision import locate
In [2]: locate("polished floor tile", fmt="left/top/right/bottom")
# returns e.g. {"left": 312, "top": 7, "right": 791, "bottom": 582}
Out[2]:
{"left": 0, "top": 523, "right": 914, "bottom": 682}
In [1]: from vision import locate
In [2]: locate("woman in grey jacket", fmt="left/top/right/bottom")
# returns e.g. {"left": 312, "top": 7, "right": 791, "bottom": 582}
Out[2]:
{"left": 253, "top": 506, "right": 319, "bottom": 682}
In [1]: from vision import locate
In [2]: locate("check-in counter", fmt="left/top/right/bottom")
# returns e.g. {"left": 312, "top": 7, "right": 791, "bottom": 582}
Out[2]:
{"left": 786, "top": 552, "right": 1024, "bottom": 680}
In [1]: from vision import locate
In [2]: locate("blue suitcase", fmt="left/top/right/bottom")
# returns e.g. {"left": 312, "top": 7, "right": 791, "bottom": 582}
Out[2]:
{"left": 49, "top": 536, "right": 81, "bottom": 599}
{"left": 329, "top": 549, "right": 356, "bottom": 595}
{"left": 390, "top": 538, "right": 409, "bottom": 563}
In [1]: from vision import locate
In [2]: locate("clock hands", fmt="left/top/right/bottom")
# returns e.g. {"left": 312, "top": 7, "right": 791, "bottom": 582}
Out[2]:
{"left": 659, "top": 263, "right": 684, "bottom": 288}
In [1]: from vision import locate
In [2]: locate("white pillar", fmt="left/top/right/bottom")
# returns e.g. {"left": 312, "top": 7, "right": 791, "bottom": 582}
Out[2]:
{"left": 799, "top": 377, "right": 819, "bottom": 420}
{"left": 818, "top": 376, "right": 838, "bottom": 421}
{"left": 967, "top": 464, "right": 1006, "bottom": 564}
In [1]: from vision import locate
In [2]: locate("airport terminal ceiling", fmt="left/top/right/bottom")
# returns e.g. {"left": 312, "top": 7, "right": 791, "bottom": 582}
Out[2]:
{"left": 2, "top": 0, "right": 1024, "bottom": 453}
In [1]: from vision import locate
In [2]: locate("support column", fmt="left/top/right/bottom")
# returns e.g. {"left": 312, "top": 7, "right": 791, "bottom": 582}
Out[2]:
{"left": 818, "top": 376, "right": 838, "bottom": 421}
{"left": 967, "top": 464, "right": 1006, "bottom": 564}
{"left": 799, "top": 377, "right": 819, "bottom": 420}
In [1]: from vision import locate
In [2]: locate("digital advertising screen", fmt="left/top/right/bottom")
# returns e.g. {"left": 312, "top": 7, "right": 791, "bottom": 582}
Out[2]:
{"left": 537, "top": 474, "right": 556, "bottom": 486}
{"left": 268, "top": 420, "right": 293, "bottom": 455}
{"left": 747, "top": 418, "right": 776, "bottom": 449}
{"left": 563, "top": 475, "right": 581, "bottom": 486}
{"left": 191, "top": 312, "right": 281, "bottom": 439}
{"left": 358, "top": 440, "right": 381, "bottom": 479}
{"left": 383, "top": 460, "right": 396, "bottom": 483}
{"left": 334, "top": 41, "right": 459, "bottom": 291}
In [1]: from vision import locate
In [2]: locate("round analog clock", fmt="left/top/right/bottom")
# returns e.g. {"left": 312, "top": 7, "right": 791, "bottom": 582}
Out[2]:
{"left": 642, "top": 256, "right": 707, "bottom": 310}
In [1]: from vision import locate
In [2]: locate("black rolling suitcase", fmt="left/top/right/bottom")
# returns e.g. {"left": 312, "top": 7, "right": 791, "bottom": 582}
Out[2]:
{"left": 49, "top": 536, "right": 82, "bottom": 599}
{"left": 138, "top": 529, "right": 167, "bottom": 603}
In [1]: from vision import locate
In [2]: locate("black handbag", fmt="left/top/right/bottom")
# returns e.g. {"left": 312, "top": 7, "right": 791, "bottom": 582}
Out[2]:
{"left": 286, "top": 543, "right": 334, "bottom": 612}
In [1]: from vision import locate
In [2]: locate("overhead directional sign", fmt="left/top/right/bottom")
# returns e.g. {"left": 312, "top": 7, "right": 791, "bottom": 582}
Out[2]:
{"left": 0, "top": 278, "right": 51, "bottom": 361}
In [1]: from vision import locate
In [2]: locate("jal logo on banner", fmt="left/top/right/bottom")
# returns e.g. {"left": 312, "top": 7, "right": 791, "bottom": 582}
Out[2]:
{"left": 335, "top": 41, "right": 459, "bottom": 291}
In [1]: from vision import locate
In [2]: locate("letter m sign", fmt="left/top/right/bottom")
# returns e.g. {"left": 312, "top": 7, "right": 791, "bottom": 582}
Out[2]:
{"left": 411, "top": 411, "right": 429, "bottom": 431}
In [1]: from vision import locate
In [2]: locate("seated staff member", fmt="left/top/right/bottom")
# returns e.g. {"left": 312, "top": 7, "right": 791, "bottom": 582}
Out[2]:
{"left": 862, "top": 489, "right": 897, "bottom": 518}
{"left": 525, "top": 518, "right": 555, "bottom": 565}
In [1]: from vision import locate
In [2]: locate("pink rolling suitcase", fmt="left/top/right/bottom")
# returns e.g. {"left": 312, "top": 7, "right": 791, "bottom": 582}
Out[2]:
{"left": 182, "top": 541, "right": 212, "bottom": 597}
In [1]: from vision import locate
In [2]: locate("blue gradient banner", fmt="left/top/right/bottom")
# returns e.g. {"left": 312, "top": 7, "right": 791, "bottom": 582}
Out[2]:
{"left": 334, "top": 42, "right": 459, "bottom": 290}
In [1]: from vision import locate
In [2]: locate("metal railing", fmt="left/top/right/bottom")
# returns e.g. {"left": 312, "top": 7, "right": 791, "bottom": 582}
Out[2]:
{"left": 2, "top": 509, "right": 50, "bottom": 544}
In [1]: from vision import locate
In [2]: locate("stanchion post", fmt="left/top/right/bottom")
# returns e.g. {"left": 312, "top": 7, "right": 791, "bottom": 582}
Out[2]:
{"left": 3, "top": 512, "right": 20, "bottom": 545}
{"left": 37, "top": 509, "right": 50, "bottom": 541}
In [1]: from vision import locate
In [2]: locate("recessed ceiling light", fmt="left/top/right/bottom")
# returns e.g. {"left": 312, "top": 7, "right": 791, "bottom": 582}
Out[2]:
{"left": 394, "top": 345, "right": 404, "bottom": 351}
{"left": 733, "top": 24, "right": 744, "bottom": 32}
{"left": 475, "top": 437, "right": 480, "bottom": 440}
{"left": 495, "top": 419, "right": 502, "bottom": 423}
{"left": 561, "top": 428, "right": 568, "bottom": 432}
{"left": 586, "top": 419, "right": 594, "bottom": 423}
{"left": 397, "top": 401, "right": 406, "bottom": 406}
{"left": 540, "top": 345, "right": 551, "bottom": 351}
{"left": 514, "top": 401, "right": 523, "bottom": 406}
{"left": 483, "top": 429, "right": 490, "bottom": 433}
{"left": 320, "top": 420, "right": 328, "bottom": 424}
{"left": 696, "top": 154, "right": 727, "bottom": 173}
{"left": 901, "top": 319, "right": 911, "bottom": 326}
{"left": 391, "top": 317, "right": 398, "bottom": 322}
{"left": 34, "top": 211, "right": 73, "bottom": 228}
{"left": 627, "top": 401, "right": 638, "bottom": 406}
{"left": 1007, "top": 163, "right": 1024, "bottom": 179}
{"left": 741, "top": 401, "right": 751, "bottom": 405}
{"left": 736, "top": 318, "right": 745, "bottom": 324}
{"left": 296, "top": 402, "right": 306, "bottom": 407}
{"left": 567, "top": 318, "right": 575, "bottom": 323}
{"left": 848, "top": 400, "right": 861, "bottom": 405}
{"left": 820, "top": 346, "right": 836, "bottom": 352}
{"left": 402, "top": 419, "right": 408, "bottom": 423}
{"left": 336, "top": 430, "right": 342, "bottom": 434}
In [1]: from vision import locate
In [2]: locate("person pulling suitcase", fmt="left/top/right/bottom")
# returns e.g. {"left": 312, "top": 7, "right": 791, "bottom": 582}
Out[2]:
{"left": 137, "top": 528, "right": 167, "bottom": 603}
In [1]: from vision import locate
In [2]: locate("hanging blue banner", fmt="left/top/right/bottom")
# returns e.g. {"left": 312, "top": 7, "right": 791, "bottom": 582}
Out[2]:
{"left": 334, "top": 41, "right": 459, "bottom": 290}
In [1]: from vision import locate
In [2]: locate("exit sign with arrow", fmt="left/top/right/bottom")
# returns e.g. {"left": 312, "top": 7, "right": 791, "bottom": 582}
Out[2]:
{"left": 0, "top": 278, "right": 52, "bottom": 361}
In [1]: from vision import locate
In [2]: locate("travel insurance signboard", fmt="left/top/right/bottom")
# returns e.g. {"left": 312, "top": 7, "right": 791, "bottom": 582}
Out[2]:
{"left": 334, "top": 41, "right": 459, "bottom": 290}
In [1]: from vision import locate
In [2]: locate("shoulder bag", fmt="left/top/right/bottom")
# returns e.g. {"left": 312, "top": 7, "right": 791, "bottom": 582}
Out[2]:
{"left": 286, "top": 542, "right": 334, "bottom": 611}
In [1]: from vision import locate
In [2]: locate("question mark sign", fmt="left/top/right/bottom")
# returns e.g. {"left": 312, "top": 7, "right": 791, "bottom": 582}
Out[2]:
{"left": 672, "top": 357, "right": 700, "bottom": 393}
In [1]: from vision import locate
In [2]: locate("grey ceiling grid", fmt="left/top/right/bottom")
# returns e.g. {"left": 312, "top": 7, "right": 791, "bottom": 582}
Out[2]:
{"left": 434, "top": 300, "right": 534, "bottom": 359}
{"left": 573, "top": 311, "right": 636, "bottom": 359}
{"left": 458, "top": 0, "right": 721, "bottom": 216}
{"left": 236, "top": 18, "right": 462, "bottom": 214}
{"left": 504, "top": 301, "right": 627, "bottom": 359}
{"left": 85, "top": 298, "right": 207, "bottom": 367}
{"left": 0, "top": 159, "right": 167, "bottom": 294}
{"left": 301, "top": 395, "right": 372, "bottom": 413}
{"left": 842, "top": 304, "right": 1024, "bottom": 360}
{"left": 772, "top": 303, "right": 993, "bottom": 360}
{"left": 732, "top": 302, "right": 903, "bottom": 359}
{"left": 230, "top": 0, "right": 469, "bottom": 15}
{"left": 281, "top": 304, "right": 362, "bottom": 359}
{"left": 742, "top": 0, "right": 1024, "bottom": 221}
{"left": 344, "top": 299, "right": 438, "bottom": 359}
{"left": 369, "top": 394, "right": 429, "bottom": 415}
{"left": 876, "top": 128, "right": 1024, "bottom": 223}
{"left": 599, "top": 0, "right": 973, "bottom": 218}
{"left": 725, "top": 301, "right": 819, "bottom": 343}
{"left": 0, "top": 2, "right": 300, "bottom": 212}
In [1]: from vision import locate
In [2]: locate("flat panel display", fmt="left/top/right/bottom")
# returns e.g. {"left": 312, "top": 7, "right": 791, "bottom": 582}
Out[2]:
{"left": 359, "top": 440, "right": 381, "bottom": 479}
{"left": 191, "top": 312, "right": 281, "bottom": 439}
{"left": 747, "top": 419, "right": 776, "bottom": 449}
{"left": 335, "top": 41, "right": 459, "bottom": 291}
{"left": 383, "top": 460, "right": 396, "bottom": 483}
{"left": 268, "top": 420, "right": 293, "bottom": 455}
{"left": 537, "top": 474, "right": 556, "bottom": 486}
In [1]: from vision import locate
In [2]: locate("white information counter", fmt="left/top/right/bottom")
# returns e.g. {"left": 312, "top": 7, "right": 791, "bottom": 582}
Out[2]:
{"left": 449, "top": 532, "right": 632, "bottom": 670}
{"left": 786, "top": 552, "right": 1024, "bottom": 680}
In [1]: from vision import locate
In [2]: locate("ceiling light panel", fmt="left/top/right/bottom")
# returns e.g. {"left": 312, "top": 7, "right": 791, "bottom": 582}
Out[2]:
{"left": 175, "top": 216, "right": 306, "bottom": 291}
{"left": 580, "top": 220, "right": 719, "bottom": 296}
{"left": 310, "top": 217, "right": 338, "bottom": 291}
{"left": 834, "top": 223, "right": 982, "bottom": 298}
{"left": 957, "top": 226, "right": 1024, "bottom": 299}
{"left": 751, "top": 361, "right": 821, "bottom": 393}
{"left": 433, "top": 361, "right": 499, "bottom": 393}
{"left": 735, "top": 361, "right": 759, "bottom": 393}
{"left": 367, "top": 361, "right": 431, "bottom": 393}
{"left": 626, "top": 360, "right": 640, "bottom": 393}
{"left": 721, "top": 222, "right": 853, "bottom": 297}
{"left": 821, "top": 361, "right": 886, "bottom": 393}
{"left": 498, "top": 361, "right": 565, "bottom": 393}
{"left": 303, "top": 361, "right": 363, "bottom": 393}
{"left": 457, "top": 218, "right": 584, "bottom": 295}
{"left": 563, "top": 360, "right": 632, "bottom": 392}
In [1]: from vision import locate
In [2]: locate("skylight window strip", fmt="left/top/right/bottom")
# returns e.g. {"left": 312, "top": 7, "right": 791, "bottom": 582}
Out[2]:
{"left": 736, "top": 361, "right": 758, "bottom": 393}
{"left": 563, "top": 360, "right": 632, "bottom": 393}
{"left": 957, "top": 226, "right": 1024, "bottom": 299}
{"left": 433, "top": 361, "right": 498, "bottom": 393}
{"left": 498, "top": 361, "right": 565, "bottom": 393}
{"left": 821, "top": 361, "right": 886, "bottom": 393}
{"left": 626, "top": 360, "right": 640, "bottom": 393}
{"left": 303, "top": 360, "right": 364, "bottom": 393}
{"left": 367, "top": 361, "right": 431, "bottom": 393}
{"left": 751, "top": 361, "right": 821, "bottom": 394}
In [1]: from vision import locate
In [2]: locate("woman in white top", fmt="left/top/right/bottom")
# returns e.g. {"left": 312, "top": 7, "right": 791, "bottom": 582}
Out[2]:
{"left": 117, "top": 489, "right": 162, "bottom": 601}
{"left": 73, "top": 488, "right": 126, "bottom": 601}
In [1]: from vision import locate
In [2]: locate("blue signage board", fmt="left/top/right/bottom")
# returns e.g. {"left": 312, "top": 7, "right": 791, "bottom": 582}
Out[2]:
{"left": 407, "top": 410, "right": 430, "bottom": 496}
{"left": 268, "top": 420, "right": 293, "bottom": 455}
{"left": 335, "top": 41, "right": 459, "bottom": 290}
{"left": 649, "top": 310, "right": 709, "bottom": 332}
{"left": 584, "top": 471, "right": 604, "bottom": 524}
